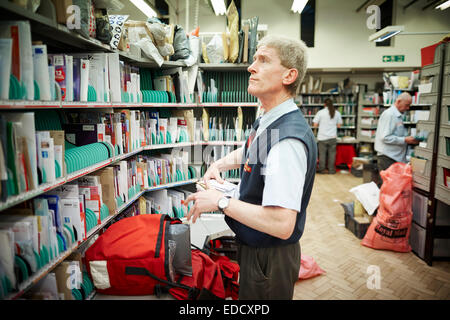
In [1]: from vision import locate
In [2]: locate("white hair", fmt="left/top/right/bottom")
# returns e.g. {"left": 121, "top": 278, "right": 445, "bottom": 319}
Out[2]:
{"left": 257, "top": 35, "right": 308, "bottom": 96}
{"left": 397, "top": 92, "right": 412, "bottom": 102}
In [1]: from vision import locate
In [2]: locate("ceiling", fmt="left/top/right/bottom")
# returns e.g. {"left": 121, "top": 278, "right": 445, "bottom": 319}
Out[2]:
{"left": 356, "top": 0, "right": 449, "bottom": 12}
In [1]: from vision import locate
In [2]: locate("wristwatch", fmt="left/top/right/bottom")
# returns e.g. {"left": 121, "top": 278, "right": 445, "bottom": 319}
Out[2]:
{"left": 218, "top": 196, "right": 231, "bottom": 214}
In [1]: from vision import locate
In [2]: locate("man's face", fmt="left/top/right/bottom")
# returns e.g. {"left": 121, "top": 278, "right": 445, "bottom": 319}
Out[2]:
{"left": 396, "top": 98, "right": 412, "bottom": 113}
{"left": 247, "top": 46, "right": 288, "bottom": 99}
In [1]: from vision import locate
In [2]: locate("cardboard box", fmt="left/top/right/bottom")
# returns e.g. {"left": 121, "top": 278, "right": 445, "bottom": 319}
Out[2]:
{"left": 352, "top": 157, "right": 370, "bottom": 169}
{"left": 54, "top": 262, "right": 74, "bottom": 300}
{"left": 49, "top": 130, "right": 65, "bottom": 177}
{"left": 98, "top": 167, "right": 117, "bottom": 215}
{"left": 411, "top": 157, "right": 427, "bottom": 175}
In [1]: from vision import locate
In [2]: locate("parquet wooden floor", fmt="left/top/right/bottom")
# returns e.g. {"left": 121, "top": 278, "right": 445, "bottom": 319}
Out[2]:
{"left": 293, "top": 171, "right": 450, "bottom": 300}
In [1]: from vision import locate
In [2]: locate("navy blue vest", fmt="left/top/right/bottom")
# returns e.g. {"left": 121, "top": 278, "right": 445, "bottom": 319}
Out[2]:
{"left": 225, "top": 109, "right": 317, "bottom": 247}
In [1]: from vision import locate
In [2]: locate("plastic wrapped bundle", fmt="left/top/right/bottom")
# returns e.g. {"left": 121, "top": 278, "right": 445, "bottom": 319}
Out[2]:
{"left": 171, "top": 25, "right": 191, "bottom": 61}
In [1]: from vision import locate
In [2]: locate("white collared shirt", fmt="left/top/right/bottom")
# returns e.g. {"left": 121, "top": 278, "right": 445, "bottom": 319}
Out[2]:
{"left": 236, "top": 98, "right": 308, "bottom": 212}
{"left": 312, "top": 108, "right": 343, "bottom": 141}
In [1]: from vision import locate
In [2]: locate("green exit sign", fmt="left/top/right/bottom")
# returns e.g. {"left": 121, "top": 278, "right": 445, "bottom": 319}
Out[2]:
{"left": 382, "top": 55, "right": 405, "bottom": 62}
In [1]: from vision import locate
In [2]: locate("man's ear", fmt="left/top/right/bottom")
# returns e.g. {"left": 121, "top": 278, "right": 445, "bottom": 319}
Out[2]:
{"left": 282, "top": 68, "right": 298, "bottom": 86}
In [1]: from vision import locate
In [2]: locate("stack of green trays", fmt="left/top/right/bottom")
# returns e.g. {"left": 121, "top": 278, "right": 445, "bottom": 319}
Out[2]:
{"left": 187, "top": 166, "right": 196, "bottom": 180}
{"left": 81, "top": 271, "right": 95, "bottom": 299}
{"left": 140, "top": 68, "right": 153, "bottom": 90}
{"left": 128, "top": 185, "right": 137, "bottom": 200}
{"left": 64, "top": 142, "right": 111, "bottom": 174}
{"left": 34, "top": 110, "right": 63, "bottom": 131}
{"left": 0, "top": 275, "right": 12, "bottom": 299}
{"left": 87, "top": 85, "right": 97, "bottom": 102}
{"left": 85, "top": 208, "right": 98, "bottom": 233}
{"left": 116, "top": 196, "right": 125, "bottom": 209}
{"left": 223, "top": 168, "right": 240, "bottom": 179}
{"left": 14, "top": 255, "right": 29, "bottom": 284}
{"left": 100, "top": 203, "right": 109, "bottom": 222}
{"left": 34, "top": 81, "right": 40, "bottom": 100}
{"left": 202, "top": 91, "right": 218, "bottom": 103}
{"left": 72, "top": 288, "right": 83, "bottom": 300}
{"left": 57, "top": 232, "right": 66, "bottom": 253}
{"left": 39, "top": 245, "right": 50, "bottom": 267}
{"left": 141, "top": 90, "right": 169, "bottom": 103}
{"left": 9, "top": 75, "right": 26, "bottom": 100}
{"left": 121, "top": 90, "right": 130, "bottom": 103}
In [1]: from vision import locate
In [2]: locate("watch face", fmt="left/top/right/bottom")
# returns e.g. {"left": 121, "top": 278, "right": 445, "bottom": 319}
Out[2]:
{"left": 218, "top": 197, "right": 228, "bottom": 210}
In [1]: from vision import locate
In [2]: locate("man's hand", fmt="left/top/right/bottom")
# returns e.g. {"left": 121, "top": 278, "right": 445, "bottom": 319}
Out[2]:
{"left": 184, "top": 189, "right": 224, "bottom": 223}
{"left": 405, "top": 136, "right": 420, "bottom": 145}
{"left": 202, "top": 162, "right": 224, "bottom": 188}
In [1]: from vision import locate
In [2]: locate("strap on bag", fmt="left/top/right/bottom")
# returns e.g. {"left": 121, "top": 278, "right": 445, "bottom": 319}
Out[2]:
{"left": 154, "top": 214, "right": 168, "bottom": 258}
{"left": 125, "top": 266, "right": 199, "bottom": 299}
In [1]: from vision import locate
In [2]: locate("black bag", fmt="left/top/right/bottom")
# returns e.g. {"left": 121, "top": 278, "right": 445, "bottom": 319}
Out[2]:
{"left": 96, "top": 15, "right": 112, "bottom": 44}
{"left": 171, "top": 25, "right": 191, "bottom": 61}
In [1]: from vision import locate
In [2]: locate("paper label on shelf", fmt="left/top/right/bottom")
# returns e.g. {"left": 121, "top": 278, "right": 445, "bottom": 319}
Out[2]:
{"left": 83, "top": 125, "right": 95, "bottom": 131}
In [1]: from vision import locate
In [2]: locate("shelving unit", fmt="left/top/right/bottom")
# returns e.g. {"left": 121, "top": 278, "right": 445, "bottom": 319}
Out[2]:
{"left": 0, "top": 2, "right": 250, "bottom": 301}
{"left": 410, "top": 42, "right": 450, "bottom": 265}
{"left": 357, "top": 88, "right": 386, "bottom": 145}
{"left": 3, "top": 178, "right": 197, "bottom": 300}
{"left": 198, "top": 63, "right": 250, "bottom": 71}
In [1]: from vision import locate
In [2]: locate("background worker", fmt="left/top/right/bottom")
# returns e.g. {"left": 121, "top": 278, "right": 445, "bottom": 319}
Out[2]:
{"left": 313, "top": 98, "right": 343, "bottom": 174}
{"left": 374, "top": 92, "right": 420, "bottom": 179}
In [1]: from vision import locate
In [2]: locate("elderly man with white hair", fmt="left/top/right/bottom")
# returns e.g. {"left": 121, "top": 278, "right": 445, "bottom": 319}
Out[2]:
{"left": 375, "top": 92, "right": 419, "bottom": 176}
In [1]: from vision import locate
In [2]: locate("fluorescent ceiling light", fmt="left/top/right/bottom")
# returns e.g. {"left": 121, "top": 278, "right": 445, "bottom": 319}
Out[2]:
{"left": 369, "top": 25, "right": 404, "bottom": 42}
{"left": 211, "top": 0, "right": 226, "bottom": 15}
{"left": 291, "top": 0, "right": 308, "bottom": 14}
{"left": 435, "top": 0, "right": 450, "bottom": 10}
{"left": 129, "top": 0, "right": 157, "bottom": 18}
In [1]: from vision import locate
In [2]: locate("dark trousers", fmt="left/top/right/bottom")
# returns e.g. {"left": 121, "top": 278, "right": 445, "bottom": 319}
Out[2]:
{"left": 318, "top": 138, "right": 337, "bottom": 173}
{"left": 376, "top": 155, "right": 396, "bottom": 187}
{"left": 237, "top": 242, "right": 300, "bottom": 300}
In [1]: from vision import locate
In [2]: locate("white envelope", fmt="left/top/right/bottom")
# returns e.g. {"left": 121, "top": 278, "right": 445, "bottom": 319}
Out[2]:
{"left": 0, "top": 21, "right": 34, "bottom": 100}
{"left": 60, "top": 198, "right": 85, "bottom": 242}
{"left": 33, "top": 45, "right": 51, "bottom": 101}
{"left": 107, "top": 53, "right": 121, "bottom": 103}
{"left": 0, "top": 39, "right": 12, "bottom": 100}
{"left": 1, "top": 112, "right": 38, "bottom": 190}
{"left": 0, "top": 229, "right": 16, "bottom": 289}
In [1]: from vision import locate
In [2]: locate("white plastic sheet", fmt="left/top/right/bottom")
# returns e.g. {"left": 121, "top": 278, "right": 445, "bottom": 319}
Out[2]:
{"left": 349, "top": 181, "right": 380, "bottom": 215}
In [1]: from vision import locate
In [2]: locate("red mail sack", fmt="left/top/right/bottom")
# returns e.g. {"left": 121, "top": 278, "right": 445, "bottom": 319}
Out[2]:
{"left": 361, "top": 163, "right": 413, "bottom": 253}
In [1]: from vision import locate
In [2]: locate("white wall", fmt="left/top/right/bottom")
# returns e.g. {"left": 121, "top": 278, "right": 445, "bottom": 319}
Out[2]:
{"left": 191, "top": 0, "right": 449, "bottom": 70}
{"left": 115, "top": 0, "right": 449, "bottom": 70}
{"left": 307, "top": 0, "right": 450, "bottom": 69}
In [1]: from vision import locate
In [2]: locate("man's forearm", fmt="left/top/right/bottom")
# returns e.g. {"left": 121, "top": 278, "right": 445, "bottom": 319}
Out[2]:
{"left": 214, "top": 147, "right": 244, "bottom": 172}
{"left": 383, "top": 134, "right": 406, "bottom": 145}
{"left": 224, "top": 198, "right": 297, "bottom": 240}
